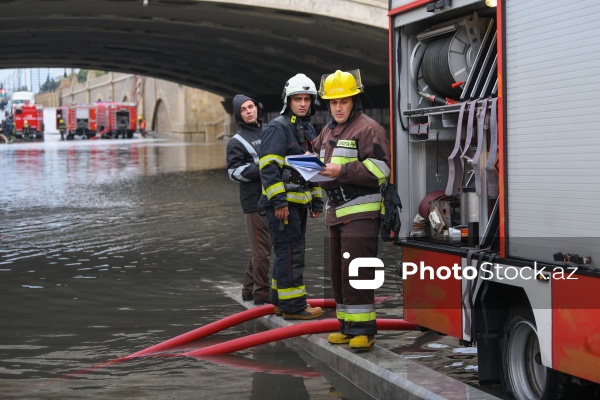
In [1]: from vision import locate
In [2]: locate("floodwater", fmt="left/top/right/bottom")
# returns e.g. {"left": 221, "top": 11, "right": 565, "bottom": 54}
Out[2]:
{"left": 0, "top": 134, "right": 487, "bottom": 399}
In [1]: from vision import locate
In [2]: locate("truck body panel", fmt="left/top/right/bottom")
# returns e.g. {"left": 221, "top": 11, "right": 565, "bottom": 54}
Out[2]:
{"left": 389, "top": 0, "right": 600, "bottom": 395}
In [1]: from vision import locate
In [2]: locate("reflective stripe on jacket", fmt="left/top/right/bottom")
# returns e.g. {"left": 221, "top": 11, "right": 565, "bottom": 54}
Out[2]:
{"left": 259, "top": 111, "right": 323, "bottom": 211}
{"left": 226, "top": 94, "right": 264, "bottom": 213}
{"left": 313, "top": 110, "right": 390, "bottom": 225}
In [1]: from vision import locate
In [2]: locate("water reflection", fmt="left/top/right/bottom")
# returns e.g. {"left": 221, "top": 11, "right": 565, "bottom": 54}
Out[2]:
{"left": 0, "top": 135, "right": 336, "bottom": 399}
{"left": 0, "top": 135, "right": 488, "bottom": 399}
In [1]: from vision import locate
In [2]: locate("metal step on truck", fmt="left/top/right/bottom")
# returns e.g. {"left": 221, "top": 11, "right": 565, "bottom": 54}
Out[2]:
{"left": 389, "top": 0, "right": 600, "bottom": 398}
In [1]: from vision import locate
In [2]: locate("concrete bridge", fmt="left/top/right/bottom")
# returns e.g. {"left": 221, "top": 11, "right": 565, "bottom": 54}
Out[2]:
{"left": 2, "top": 0, "right": 389, "bottom": 114}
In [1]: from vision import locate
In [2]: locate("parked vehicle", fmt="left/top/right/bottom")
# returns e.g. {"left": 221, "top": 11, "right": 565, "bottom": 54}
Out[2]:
{"left": 96, "top": 102, "right": 137, "bottom": 139}
{"left": 11, "top": 91, "right": 35, "bottom": 106}
{"left": 13, "top": 103, "right": 43, "bottom": 141}
{"left": 66, "top": 104, "right": 97, "bottom": 140}
{"left": 389, "top": 0, "right": 600, "bottom": 398}
{"left": 10, "top": 91, "right": 43, "bottom": 141}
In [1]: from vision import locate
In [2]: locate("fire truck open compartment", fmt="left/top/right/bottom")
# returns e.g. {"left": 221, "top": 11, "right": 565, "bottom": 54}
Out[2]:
{"left": 390, "top": 0, "right": 600, "bottom": 397}
{"left": 393, "top": 0, "right": 600, "bottom": 269}
{"left": 393, "top": 1, "right": 498, "bottom": 249}
{"left": 115, "top": 109, "right": 133, "bottom": 138}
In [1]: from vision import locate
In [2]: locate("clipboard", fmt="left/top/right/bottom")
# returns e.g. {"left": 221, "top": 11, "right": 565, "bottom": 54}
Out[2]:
{"left": 285, "top": 155, "right": 333, "bottom": 182}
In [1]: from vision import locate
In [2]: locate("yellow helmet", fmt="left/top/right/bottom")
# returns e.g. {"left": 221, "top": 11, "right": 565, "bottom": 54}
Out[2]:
{"left": 319, "top": 69, "right": 363, "bottom": 99}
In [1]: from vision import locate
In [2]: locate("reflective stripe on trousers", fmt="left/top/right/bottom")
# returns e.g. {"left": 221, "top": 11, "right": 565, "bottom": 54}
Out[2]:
{"left": 329, "top": 218, "right": 379, "bottom": 336}
{"left": 265, "top": 205, "right": 309, "bottom": 314}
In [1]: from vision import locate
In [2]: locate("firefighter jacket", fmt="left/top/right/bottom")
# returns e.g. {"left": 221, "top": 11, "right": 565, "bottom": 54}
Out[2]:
{"left": 258, "top": 109, "right": 323, "bottom": 212}
{"left": 226, "top": 94, "right": 263, "bottom": 214}
{"left": 4, "top": 119, "right": 13, "bottom": 135}
{"left": 313, "top": 110, "right": 391, "bottom": 226}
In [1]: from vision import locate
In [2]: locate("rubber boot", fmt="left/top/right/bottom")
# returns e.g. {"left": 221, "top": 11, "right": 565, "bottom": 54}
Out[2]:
{"left": 242, "top": 293, "right": 253, "bottom": 301}
{"left": 349, "top": 335, "right": 375, "bottom": 351}
{"left": 282, "top": 306, "right": 324, "bottom": 320}
{"left": 328, "top": 332, "right": 353, "bottom": 344}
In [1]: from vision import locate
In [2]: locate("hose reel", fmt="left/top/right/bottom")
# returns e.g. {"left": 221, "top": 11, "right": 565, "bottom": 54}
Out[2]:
{"left": 411, "top": 14, "right": 488, "bottom": 103}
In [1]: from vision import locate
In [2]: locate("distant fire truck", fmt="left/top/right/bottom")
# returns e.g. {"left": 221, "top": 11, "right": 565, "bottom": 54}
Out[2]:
{"left": 96, "top": 102, "right": 137, "bottom": 139}
{"left": 58, "top": 102, "right": 137, "bottom": 140}
{"left": 13, "top": 104, "right": 44, "bottom": 141}
{"left": 65, "top": 104, "right": 98, "bottom": 140}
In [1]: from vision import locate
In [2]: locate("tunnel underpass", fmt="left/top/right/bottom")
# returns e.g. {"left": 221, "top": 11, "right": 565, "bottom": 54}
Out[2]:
{"left": 0, "top": 0, "right": 389, "bottom": 112}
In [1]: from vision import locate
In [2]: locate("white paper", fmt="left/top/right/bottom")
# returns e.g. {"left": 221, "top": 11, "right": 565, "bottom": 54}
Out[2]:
{"left": 285, "top": 155, "right": 334, "bottom": 182}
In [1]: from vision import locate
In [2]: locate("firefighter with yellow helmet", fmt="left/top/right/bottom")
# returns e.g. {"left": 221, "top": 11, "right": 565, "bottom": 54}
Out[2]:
{"left": 314, "top": 69, "right": 391, "bottom": 351}
{"left": 58, "top": 118, "right": 66, "bottom": 141}
{"left": 138, "top": 115, "right": 147, "bottom": 138}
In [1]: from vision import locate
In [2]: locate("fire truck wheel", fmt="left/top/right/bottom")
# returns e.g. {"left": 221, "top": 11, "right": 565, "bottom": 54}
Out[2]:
{"left": 501, "top": 309, "right": 570, "bottom": 400}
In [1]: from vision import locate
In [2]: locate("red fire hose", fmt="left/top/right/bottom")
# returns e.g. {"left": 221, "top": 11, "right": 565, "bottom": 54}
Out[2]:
{"left": 126, "top": 304, "right": 277, "bottom": 358}
{"left": 66, "top": 297, "right": 410, "bottom": 376}
{"left": 184, "top": 318, "right": 417, "bottom": 356}
{"left": 127, "top": 298, "right": 387, "bottom": 359}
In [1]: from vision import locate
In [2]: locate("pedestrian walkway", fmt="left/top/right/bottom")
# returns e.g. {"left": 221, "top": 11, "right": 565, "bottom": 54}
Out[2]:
{"left": 221, "top": 286, "right": 500, "bottom": 400}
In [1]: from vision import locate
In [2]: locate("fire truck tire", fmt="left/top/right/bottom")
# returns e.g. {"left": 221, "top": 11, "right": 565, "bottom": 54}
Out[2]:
{"left": 501, "top": 309, "right": 570, "bottom": 400}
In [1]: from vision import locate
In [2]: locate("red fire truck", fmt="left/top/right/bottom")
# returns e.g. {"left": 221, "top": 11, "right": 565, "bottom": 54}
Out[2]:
{"left": 65, "top": 104, "right": 97, "bottom": 140}
{"left": 13, "top": 103, "right": 44, "bottom": 141}
{"left": 389, "top": 0, "right": 600, "bottom": 398}
{"left": 96, "top": 102, "right": 137, "bottom": 139}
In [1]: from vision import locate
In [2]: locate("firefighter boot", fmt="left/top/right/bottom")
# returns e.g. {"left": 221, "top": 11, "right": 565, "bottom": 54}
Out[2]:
{"left": 283, "top": 306, "right": 324, "bottom": 320}
{"left": 349, "top": 335, "right": 375, "bottom": 351}
{"left": 276, "top": 302, "right": 311, "bottom": 317}
{"left": 328, "top": 333, "right": 354, "bottom": 344}
{"left": 242, "top": 293, "right": 253, "bottom": 301}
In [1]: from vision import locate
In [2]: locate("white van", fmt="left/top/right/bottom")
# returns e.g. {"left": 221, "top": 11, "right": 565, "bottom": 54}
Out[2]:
{"left": 11, "top": 91, "right": 35, "bottom": 105}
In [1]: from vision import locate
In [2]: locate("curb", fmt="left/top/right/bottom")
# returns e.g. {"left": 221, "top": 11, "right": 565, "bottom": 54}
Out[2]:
{"left": 221, "top": 287, "right": 499, "bottom": 400}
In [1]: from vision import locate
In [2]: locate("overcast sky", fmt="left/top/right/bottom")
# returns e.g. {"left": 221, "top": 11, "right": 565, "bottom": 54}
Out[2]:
{"left": 0, "top": 68, "right": 71, "bottom": 93}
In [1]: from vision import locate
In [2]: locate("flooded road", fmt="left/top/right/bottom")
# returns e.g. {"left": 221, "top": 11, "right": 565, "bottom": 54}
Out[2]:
{"left": 0, "top": 134, "right": 488, "bottom": 399}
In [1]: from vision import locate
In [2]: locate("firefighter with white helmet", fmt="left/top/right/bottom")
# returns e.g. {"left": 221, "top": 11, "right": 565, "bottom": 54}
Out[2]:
{"left": 314, "top": 69, "right": 391, "bottom": 351}
{"left": 258, "top": 73, "right": 324, "bottom": 320}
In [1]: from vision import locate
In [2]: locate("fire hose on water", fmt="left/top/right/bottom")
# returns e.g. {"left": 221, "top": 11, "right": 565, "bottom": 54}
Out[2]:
{"left": 65, "top": 297, "right": 416, "bottom": 376}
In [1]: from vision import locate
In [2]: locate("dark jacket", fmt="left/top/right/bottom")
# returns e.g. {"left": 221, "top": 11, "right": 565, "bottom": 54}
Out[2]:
{"left": 258, "top": 109, "right": 323, "bottom": 211}
{"left": 3, "top": 118, "right": 13, "bottom": 135}
{"left": 226, "top": 94, "right": 263, "bottom": 213}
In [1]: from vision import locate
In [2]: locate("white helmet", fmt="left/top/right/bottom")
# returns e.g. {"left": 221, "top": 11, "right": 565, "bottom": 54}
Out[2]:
{"left": 280, "top": 73, "right": 317, "bottom": 114}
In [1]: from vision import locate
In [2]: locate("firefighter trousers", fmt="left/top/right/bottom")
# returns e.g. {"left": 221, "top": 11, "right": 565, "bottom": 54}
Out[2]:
{"left": 242, "top": 212, "right": 272, "bottom": 303}
{"left": 328, "top": 218, "right": 379, "bottom": 336}
{"left": 265, "top": 205, "right": 309, "bottom": 314}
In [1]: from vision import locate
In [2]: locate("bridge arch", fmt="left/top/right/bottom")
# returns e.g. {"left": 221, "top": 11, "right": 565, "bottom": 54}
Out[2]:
{"left": 0, "top": 0, "right": 388, "bottom": 112}
{"left": 152, "top": 99, "right": 171, "bottom": 136}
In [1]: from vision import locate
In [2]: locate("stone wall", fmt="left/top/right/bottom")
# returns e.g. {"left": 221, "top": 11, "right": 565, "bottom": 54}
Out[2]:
{"left": 35, "top": 91, "right": 60, "bottom": 107}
